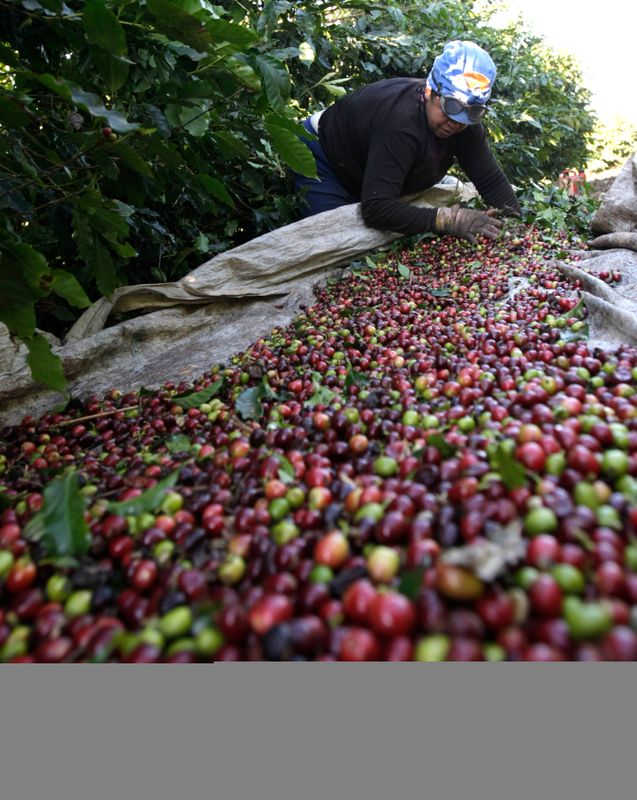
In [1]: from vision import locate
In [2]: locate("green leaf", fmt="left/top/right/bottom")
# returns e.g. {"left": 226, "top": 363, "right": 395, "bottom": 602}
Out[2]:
{"left": 211, "top": 131, "right": 249, "bottom": 160}
{"left": 562, "top": 297, "right": 587, "bottom": 320}
{"left": 265, "top": 120, "right": 317, "bottom": 179}
{"left": 180, "top": 105, "right": 211, "bottom": 136}
{"left": 146, "top": 105, "right": 172, "bottom": 137}
{"left": 397, "top": 262, "right": 412, "bottom": 280}
{"left": 254, "top": 55, "right": 290, "bottom": 114}
{"left": 50, "top": 270, "right": 92, "bottom": 309}
{"left": 72, "top": 208, "right": 94, "bottom": 265}
{"left": 305, "top": 384, "right": 336, "bottom": 408}
{"left": 92, "top": 241, "right": 118, "bottom": 299}
{"left": 344, "top": 363, "right": 369, "bottom": 390}
{"left": 235, "top": 385, "right": 265, "bottom": 420}
{"left": 92, "top": 150, "right": 120, "bottom": 180}
{"left": 206, "top": 18, "right": 258, "bottom": 50}
{"left": 165, "top": 103, "right": 208, "bottom": 136}
{"left": 224, "top": 58, "right": 261, "bottom": 91}
{"left": 83, "top": 0, "right": 128, "bottom": 54}
{"left": 235, "top": 376, "right": 274, "bottom": 420}
{"left": 172, "top": 378, "right": 224, "bottom": 409}
{"left": 23, "top": 471, "right": 90, "bottom": 558}
{"left": 26, "top": 334, "right": 67, "bottom": 392}
{"left": 398, "top": 566, "right": 426, "bottom": 600}
{"left": 517, "top": 113, "right": 543, "bottom": 130}
{"left": 32, "top": 72, "right": 73, "bottom": 100}
{"left": 262, "top": 377, "right": 276, "bottom": 400}
{"left": 489, "top": 442, "right": 527, "bottom": 490}
{"left": 264, "top": 113, "right": 314, "bottom": 140}
{"left": 166, "top": 434, "right": 192, "bottom": 454}
{"left": 194, "top": 232, "right": 209, "bottom": 253}
{"left": 196, "top": 174, "right": 235, "bottom": 207}
{"left": 0, "top": 261, "right": 37, "bottom": 338}
{"left": 92, "top": 48, "right": 130, "bottom": 93}
{"left": 426, "top": 433, "right": 458, "bottom": 460}
{"left": 0, "top": 96, "right": 30, "bottom": 128}
{"left": 146, "top": 0, "right": 212, "bottom": 50}
{"left": 70, "top": 87, "right": 140, "bottom": 133}
{"left": 83, "top": 206, "right": 130, "bottom": 239}
{"left": 107, "top": 470, "right": 180, "bottom": 516}
{"left": 1, "top": 239, "right": 48, "bottom": 288}
{"left": 0, "top": 44, "right": 21, "bottom": 70}
{"left": 275, "top": 454, "right": 295, "bottom": 484}
{"left": 322, "top": 83, "right": 347, "bottom": 98}
{"left": 113, "top": 142, "right": 153, "bottom": 178}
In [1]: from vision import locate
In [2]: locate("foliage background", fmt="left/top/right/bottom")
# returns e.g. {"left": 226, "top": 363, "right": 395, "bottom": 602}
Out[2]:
{"left": 0, "top": 0, "right": 599, "bottom": 389}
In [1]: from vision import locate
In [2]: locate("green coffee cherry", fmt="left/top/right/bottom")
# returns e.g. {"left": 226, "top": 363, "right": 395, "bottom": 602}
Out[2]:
{"left": 159, "top": 606, "right": 193, "bottom": 639}
{"left": 65, "top": 590, "right": 93, "bottom": 618}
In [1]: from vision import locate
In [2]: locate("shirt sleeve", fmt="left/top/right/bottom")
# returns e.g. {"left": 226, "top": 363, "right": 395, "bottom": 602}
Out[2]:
{"left": 453, "top": 125, "right": 522, "bottom": 216}
{"left": 358, "top": 130, "right": 439, "bottom": 234}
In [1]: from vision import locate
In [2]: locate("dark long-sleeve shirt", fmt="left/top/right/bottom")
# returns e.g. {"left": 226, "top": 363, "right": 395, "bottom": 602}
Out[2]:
{"left": 317, "top": 77, "right": 521, "bottom": 234}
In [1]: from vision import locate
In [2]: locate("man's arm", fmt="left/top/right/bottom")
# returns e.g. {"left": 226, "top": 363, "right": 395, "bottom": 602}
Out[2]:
{"left": 358, "top": 132, "right": 440, "bottom": 234}
{"left": 453, "top": 124, "right": 521, "bottom": 216}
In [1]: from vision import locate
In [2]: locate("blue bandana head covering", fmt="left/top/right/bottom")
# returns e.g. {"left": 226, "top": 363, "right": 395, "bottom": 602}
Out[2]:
{"left": 426, "top": 40, "right": 496, "bottom": 125}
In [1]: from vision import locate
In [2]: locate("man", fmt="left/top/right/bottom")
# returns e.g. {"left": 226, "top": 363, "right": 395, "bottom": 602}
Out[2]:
{"left": 291, "top": 40, "right": 521, "bottom": 243}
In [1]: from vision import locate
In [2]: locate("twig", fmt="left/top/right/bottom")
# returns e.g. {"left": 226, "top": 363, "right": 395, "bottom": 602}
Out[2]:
{"left": 56, "top": 406, "right": 139, "bottom": 427}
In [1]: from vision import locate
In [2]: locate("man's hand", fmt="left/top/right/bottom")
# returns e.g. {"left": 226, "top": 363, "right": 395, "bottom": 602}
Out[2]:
{"left": 435, "top": 206, "right": 503, "bottom": 243}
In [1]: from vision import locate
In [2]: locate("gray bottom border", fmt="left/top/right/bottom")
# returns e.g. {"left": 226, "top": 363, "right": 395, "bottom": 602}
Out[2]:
{"left": 0, "top": 665, "right": 634, "bottom": 800}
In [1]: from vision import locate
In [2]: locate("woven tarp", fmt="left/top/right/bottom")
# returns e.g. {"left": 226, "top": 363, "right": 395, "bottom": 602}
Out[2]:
{"left": 591, "top": 150, "right": 637, "bottom": 235}
{"left": 559, "top": 149, "right": 637, "bottom": 350}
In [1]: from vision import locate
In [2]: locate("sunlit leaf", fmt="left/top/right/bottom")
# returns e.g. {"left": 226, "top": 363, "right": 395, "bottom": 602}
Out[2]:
{"left": 298, "top": 42, "right": 315, "bottom": 66}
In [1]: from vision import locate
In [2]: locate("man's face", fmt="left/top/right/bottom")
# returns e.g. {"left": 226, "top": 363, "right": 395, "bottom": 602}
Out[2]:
{"left": 424, "top": 86, "right": 468, "bottom": 138}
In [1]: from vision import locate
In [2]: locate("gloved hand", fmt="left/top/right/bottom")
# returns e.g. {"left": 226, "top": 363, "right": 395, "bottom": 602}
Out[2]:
{"left": 435, "top": 205, "right": 503, "bottom": 243}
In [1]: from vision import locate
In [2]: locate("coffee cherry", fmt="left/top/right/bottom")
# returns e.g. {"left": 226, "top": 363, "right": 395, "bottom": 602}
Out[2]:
{"left": 248, "top": 594, "right": 293, "bottom": 635}
{"left": 528, "top": 574, "right": 563, "bottom": 617}
{"left": 342, "top": 579, "right": 377, "bottom": 624}
{"left": 339, "top": 627, "right": 380, "bottom": 661}
{"left": 368, "top": 590, "right": 415, "bottom": 637}
{"left": 436, "top": 564, "right": 484, "bottom": 600}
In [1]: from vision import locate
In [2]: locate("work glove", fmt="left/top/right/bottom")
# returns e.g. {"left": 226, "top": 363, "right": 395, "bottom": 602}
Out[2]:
{"left": 435, "top": 205, "right": 503, "bottom": 243}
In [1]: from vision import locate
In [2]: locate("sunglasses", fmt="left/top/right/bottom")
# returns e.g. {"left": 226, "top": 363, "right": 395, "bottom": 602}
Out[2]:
{"left": 434, "top": 79, "right": 488, "bottom": 122}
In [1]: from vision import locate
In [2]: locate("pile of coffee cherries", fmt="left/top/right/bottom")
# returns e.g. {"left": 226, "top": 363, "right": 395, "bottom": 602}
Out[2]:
{"left": 2, "top": 227, "right": 637, "bottom": 661}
